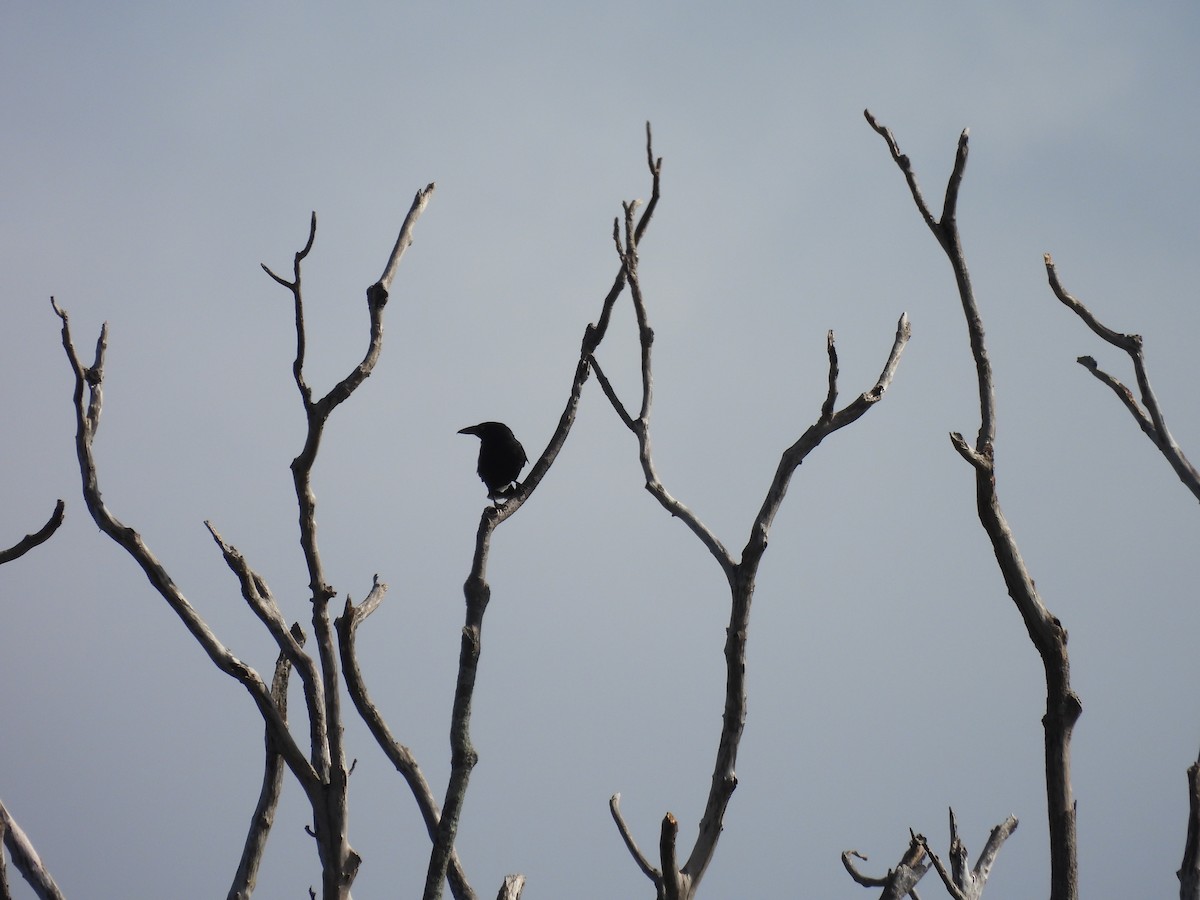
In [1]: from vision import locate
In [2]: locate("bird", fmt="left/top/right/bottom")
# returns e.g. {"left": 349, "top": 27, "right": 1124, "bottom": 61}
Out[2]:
{"left": 458, "top": 422, "right": 528, "bottom": 501}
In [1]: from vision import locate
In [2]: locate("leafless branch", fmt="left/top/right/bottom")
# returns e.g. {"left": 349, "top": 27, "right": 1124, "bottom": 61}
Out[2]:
{"left": 422, "top": 129, "right": 662, "bottom": 900}
{"left": 260, "top": 190, "right": 433, "bottom": 897}
{"left": 0, "top": 796, "right": 65, "bottom": 900}
{"left": 582, "top": 122, "right": 663, "bottom": 358}
{"left": 494, "top": 874, "right": 525, "bottom": 900}
{"left": 206, "top": 522, "right": 327, "bottom": 762}
{"left": 843, "top": 833, "right": 930, "bottom": 900}
{"left": 228, "top": 623, "right": 304, "bottom": 900}
{"left": 1044, "top": 254, "right": 1200, "bottom": 501}
{"left": 0, "top": 817, "right": 8, "bottom": 900}
{"left": 50, "top": 297, "right": 321, "bottom": 799}
{"left": 0, "top": 500, "right": 65, "bottom": 565}
{"left": 1181, "top": 749, "right": 1200, "bottom": 900}
{"left": 842, "top": 850, "right": 889, "bottom": 889}
{"left": 660, "top": 813, "right": 682, "bottom": 900}
{"left": 378, "top": 183, "right": 437, "bottom": 295}
{"left": 916, "top": 810, "right": 1017, "bottom": 900}
{"left": 48, "top": 184, "right": 433, "bottom": 899}
{"left": 591, "top": 129, "right": 910, "bottom": 897}
{"left": 869, "top": 110, "right": 1079, "bottom": 900}
{"left": 609, "top": 794, "right": 659, "bottom": 883}
{"left": 337, "top": 579, "right": 474, "bottom": 900}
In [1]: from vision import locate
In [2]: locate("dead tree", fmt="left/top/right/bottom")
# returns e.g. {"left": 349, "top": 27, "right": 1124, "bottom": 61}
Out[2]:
{"left": 589, "top": 135, "right": 911, "bottom": 899}
{"left": 1041, "top": 256, "right": 1200, "bottom": 899}
{"left": 862, "top": 110, "right": 1079, "bottom": 900}
{"left": 49, "top": 184, "right": 434, "bottom": 900}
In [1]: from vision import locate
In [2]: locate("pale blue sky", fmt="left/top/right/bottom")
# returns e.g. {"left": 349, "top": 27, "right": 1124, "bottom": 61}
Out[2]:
{"left": 3, "top": 3, "right": 1199, "bottom": 898}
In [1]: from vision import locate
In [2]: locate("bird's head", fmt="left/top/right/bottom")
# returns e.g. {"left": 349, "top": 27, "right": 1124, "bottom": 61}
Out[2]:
{"left": 458, "top": 422, "right": 514, "bottom": 440}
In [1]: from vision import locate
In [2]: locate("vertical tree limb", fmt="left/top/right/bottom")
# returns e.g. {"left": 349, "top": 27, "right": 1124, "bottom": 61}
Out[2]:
{"left": 228, "top": 623, "right": 305, "bottom": 900}
{"left": 592, "top": 130, "right": 910, "bottom": 898}
{"left": 1180, "top": 751, "right": 1200, "bottom": 900}
{"left": 261, "top": 186, "right": 434, "bottom": 898}
{"left": 336, "top": 580, "right": 475, "bottom": 900}
{"left": 867, "top": 109, "right": 1080, "bottom": 900}
{"left": 422, "top": 133, "right": 662, "bottom": 900}
{"left": 49, "top": 182, "right": 434, "bottom": 900}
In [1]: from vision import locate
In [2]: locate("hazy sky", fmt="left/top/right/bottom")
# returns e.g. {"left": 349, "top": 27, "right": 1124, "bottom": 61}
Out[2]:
{"left": 3, "top": 3, "right": 1199, "bottom": 898}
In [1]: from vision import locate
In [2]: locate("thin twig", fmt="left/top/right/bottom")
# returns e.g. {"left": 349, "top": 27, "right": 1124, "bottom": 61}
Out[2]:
{"left": 609, "top": 794, "right": 659, "bottom": 883}
{"left": 0, "top": 500, "right": 65, "bottom": 565}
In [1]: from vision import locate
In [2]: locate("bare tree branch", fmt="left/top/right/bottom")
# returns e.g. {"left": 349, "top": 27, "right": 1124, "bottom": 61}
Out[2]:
{"left": 917, "top": 810, "right": 1018, "bottom": 900}
{"left": 49, "top": 297, "right": 321, "bottom": 798}
{"left": 207, "top": 522, "right": 327, "bottom": 768}
{"left": 0, "top": 500, "right": 65, "bottom": 565}
{"left": 49, "top": 184, "right": 434, "bottom": 899}
{"left": 1044, "top": 254, "right": 1200, "bottom": 501}
{"left": 843, "top": 832, "right": 929, "bottom": 900}
{"left": 660, "top": 813, "right": 682, "bottom": 900}
{"left": 591, "top": 130, "right": 910, "bottom": 897}
{"left": 229, "top": 623, "right": 305, "bottom": 900}
{"left": 868, "top": 110, "right": 1079, "bottom": 900}
{"left": 493, "top": 874, "right": 525, "bottom": 900}
{"left": 337, "top": 579, "right": 474, "bottom": 900}
{"left": 842, "top": 850, "right": 890, "bottom": 889}
{"left": 378, "top": 182, "right": 437, "bottom": 296}
{"left": 264, "top": 190, "right": 433, "bottom": 898}
{"left": 0, "top": 817, "right": 9, "bottom": 900}
{"left": 422, "top": 130, "right": 662, "bottom": 900}
{"left": 0, "top": 797, "right": 65, "bottom": 900}
{"left": 1180, "top": 749, "right": 1200, "bottom": 900}
{"left": 609, "top": 794, "right": 660, "bottom": 883}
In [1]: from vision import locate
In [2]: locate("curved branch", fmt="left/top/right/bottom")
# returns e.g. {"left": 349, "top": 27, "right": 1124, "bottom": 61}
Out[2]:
{"left": 0, "top": 500, "right": 65, "bottom": 565}
{"left": 609, "top": 794, "right": 660, "bottom": 884}
{"left": 1044, "top": 253, "right": 1200, "bottom": 501}
{"left": 49, "top": 297, "right": 320, "bottom": 798}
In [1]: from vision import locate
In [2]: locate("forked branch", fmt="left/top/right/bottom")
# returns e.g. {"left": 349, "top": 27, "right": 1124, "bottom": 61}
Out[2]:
{"left": 337, "top": 580, "right": 474, "bottom": 900}
{"left": 1044, "top": 254, "right": 1200, "bottom": 501}
{"left": 422, "top": 130, "right": 662, "bottom": 900}
{"left": 50, "top": 297, "right": 320, "bottom": 800}
{"left": 868, "top": 109, "right": 1079, "bottom": 900}
{"left": 593, "top": 129, "right": 909, "bottom": 899}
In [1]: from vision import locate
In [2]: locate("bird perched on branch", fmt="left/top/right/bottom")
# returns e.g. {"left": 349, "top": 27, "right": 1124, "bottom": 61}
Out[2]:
{"left": 458, "top": 422, "right": 528, "bottom": 502}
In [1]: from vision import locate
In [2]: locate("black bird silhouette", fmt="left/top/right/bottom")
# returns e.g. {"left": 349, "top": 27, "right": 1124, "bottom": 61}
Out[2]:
{"left": 458, "top": 422, "right": 528, "bottom": 501}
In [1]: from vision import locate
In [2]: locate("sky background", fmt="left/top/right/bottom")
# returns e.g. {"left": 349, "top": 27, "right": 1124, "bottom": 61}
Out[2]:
{"left": 3, "top": 2, "right": 1200, "bottom": 898}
